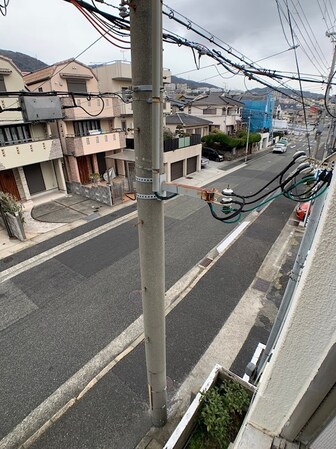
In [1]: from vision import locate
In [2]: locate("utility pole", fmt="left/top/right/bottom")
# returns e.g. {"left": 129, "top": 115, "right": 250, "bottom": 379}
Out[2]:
{"left": 129, "top": 0, "right": 167, "bottom": 427}
{"left": 244, "top": 115, "right": 251, "bottom": 163}
{"left": 314, "top": 32, "right": 336, "bottom": 158}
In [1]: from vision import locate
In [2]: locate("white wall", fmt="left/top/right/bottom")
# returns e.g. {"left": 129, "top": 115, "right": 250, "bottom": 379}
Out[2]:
{"left": 241, "top": 173, "right": 336, "bottom": 437}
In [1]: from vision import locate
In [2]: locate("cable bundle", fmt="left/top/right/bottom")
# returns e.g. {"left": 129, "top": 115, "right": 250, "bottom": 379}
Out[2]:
{"left": 208, "top": 151, "right": 333, "bottom": 223}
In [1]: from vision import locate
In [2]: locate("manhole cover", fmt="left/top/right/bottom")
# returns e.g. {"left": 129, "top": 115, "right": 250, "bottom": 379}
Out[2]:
{"left": 253, "top": 277, "right": 271, "bottom": 293}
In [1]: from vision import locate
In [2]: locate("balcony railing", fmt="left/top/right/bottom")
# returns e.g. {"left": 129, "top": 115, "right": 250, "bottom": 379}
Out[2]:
{"left": 65, "top": 131, "right": 126, "bottom": 156}
{"left": 0, "top": 138, "right": 62, "bottom": 170}
{"left": 163, "top": 134, "right": 201, "bottom": 152}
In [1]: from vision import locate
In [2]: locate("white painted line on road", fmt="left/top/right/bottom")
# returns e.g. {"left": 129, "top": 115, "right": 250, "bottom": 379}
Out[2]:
{"left": 216, "top": 221, "right": 250, "bottom": 254}
{"left": 0, "top": 210, "right": 138, "bottom": 283}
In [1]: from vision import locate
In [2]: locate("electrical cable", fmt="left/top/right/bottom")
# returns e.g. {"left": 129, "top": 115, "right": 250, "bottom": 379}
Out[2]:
{"left": 0, "top": 0, "right": 9, "bottom": 16}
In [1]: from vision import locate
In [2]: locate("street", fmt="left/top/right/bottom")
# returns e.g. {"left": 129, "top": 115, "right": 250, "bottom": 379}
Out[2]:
{"left": 0, "top": 141, "right": 306, "bottom": 448}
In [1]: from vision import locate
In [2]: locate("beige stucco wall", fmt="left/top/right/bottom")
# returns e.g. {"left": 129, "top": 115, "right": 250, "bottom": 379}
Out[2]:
{"left": 0, "top": 57, "right": 24, "bottom": 123}
{"left": 0, "top": 139, "right": 63, "bottom": 170}
{"left": 241, "top": 173, "right": 336, "bottom": 437}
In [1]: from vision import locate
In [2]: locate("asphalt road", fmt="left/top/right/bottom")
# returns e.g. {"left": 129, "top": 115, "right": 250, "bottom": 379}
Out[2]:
{"left": 0, "top": 141, "right": 304, "bottom": 444}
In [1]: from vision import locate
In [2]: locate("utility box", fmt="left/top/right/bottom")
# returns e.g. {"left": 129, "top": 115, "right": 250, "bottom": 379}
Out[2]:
{"left": 20, "top": 95, "right": 63, "bottom": 121}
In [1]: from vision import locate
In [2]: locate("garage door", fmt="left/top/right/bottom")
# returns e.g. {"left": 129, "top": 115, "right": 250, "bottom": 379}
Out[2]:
{"left": 187, "top": 156, "right": 197, "bottom": 175}
{"left": 171, "top": 161, "right": 183, "bottom": 181}
{"left": 23, "top": 163, "right": 46, "bottom": 195}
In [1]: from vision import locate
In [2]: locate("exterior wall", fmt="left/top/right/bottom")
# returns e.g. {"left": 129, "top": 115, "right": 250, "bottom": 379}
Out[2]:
{"left": 163, "top": 144, "right": 201, "bottom": 182}
{"left": 240, "top": 174, "right": 336, "bottom": 438}
{"left": 0, "top": 139, "right": 63, "bottom": 170}
{"left": 40, "top": 160, "right": 58, "bottom": 190}
{"left": 60, "top": 96, "right": 119, "bottom": 120}
{"left": 0, "top": 57, "right": 24, "bottom": 124}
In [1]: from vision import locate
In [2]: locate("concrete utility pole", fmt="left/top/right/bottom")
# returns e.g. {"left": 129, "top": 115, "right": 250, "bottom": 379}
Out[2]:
{"left": 314, "top": 32, "right": 336, "bottom": 158}
{"left": 129, "top": 0, "right": 167, "bottom": 426}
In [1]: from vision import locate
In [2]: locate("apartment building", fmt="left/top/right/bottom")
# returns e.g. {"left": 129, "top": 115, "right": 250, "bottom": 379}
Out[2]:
{"left": 0, "top": 56, "right": 66, "bottom": 202}
{"left": 93, "top": 60, "right": 172, "bottom": 136}
{"left": 24, "top": 60, "right": 127, "bottom": 187}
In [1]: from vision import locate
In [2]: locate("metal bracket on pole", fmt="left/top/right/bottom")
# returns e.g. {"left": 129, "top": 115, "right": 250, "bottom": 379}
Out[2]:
{"left": 136, "top": 193, "right": 158, "bottom": 200}
{"left": 136, "top": 176, "right": 153, "bottom": 183}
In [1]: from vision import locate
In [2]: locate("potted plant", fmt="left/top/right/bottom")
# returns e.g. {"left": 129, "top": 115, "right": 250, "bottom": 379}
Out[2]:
{"left": 89, "top": 172, "right": 101, "bottom": 183}
{"left": 163, "top": 365, "right": 255, "bottom": 449}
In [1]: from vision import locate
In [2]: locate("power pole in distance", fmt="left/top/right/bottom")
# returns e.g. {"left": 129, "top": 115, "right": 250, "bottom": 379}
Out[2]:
{"left": 314, "top": 32, "right": 336, "bottom": 157}
{"left": 129, "top": 0, "right": 167, "bottom": 427}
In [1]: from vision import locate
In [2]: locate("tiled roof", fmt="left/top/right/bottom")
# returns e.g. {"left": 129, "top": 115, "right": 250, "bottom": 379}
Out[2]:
{"left": 166, "top": 113, "right": 213, "bottom": 126}
{"left": 192, "top": 93, "right": 244, "bottom": 107}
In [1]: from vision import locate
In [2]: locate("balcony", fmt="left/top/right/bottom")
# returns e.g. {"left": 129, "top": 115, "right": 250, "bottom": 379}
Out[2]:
{"left": 65, "top": 131, "right": 126, "bottom": 157}
{"left": 61, "top": 96, "right": 120, "bottom": 120}
{"left": 0, "top": 138, "right": 62, "bottom": 170}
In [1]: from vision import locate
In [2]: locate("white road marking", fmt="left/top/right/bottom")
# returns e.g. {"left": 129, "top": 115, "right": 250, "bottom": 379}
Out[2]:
{"left": 216, "top": 221, "right": 251, "bottom": 253}
{"left": 0, "top": 211, "right": 138, "bottom": 283}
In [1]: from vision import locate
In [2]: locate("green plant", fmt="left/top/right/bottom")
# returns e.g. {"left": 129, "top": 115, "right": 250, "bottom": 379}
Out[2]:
{"left": 189, "top": 379, "right": 250, "bottom": 449}
{"left": 0, "top": 191, "right": 24, "bottom": 222}
{"left": 89, "top": 172, "right": 100, "bottom": 182}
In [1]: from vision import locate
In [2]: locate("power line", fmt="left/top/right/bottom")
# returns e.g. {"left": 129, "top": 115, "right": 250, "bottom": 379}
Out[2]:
{"left": 285, "top": 0, "right": 312, "bottom": 155}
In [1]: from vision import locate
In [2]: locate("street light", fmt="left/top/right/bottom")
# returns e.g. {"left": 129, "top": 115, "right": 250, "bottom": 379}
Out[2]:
{"left": 244, "top": 115, "right": 251, "bottom": 164}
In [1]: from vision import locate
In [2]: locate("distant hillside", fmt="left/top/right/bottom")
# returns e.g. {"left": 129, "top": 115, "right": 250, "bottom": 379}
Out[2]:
{"left": 0, "top": 49, "right": 47, "bottom": 73}
{"left": 248, "top": 86, "right": 323, "bottom": 100}
{"left": 171, "top": 75, "right": 220, "bottom": 90}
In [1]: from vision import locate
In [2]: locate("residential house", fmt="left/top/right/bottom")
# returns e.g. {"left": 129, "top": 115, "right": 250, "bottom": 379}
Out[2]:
{"left": 182, "top": 93, "right": 243, "bottom": 135}
{"left": 237, "top": 93, "right": 275, "bottom": 133}
{"left": 0, "top": 56, "right": 66, "bottom": 202}
{"left": 24, "top": 60, "right": 127, "bottom": 190}
{"left": 165, "top": 112, "right": 212, "bottom": 138}
{"left": 93, "top": 60, "right": 204, "bottom": 183}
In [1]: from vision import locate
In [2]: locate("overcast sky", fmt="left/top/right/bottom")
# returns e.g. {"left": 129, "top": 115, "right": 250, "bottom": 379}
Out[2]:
{"left": 1, "top": 0, "right": 335, "bottom": 93}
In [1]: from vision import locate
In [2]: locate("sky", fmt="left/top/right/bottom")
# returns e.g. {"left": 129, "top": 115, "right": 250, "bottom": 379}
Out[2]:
{"left": 1, "top": 0, "right": 335, "bottom": 94}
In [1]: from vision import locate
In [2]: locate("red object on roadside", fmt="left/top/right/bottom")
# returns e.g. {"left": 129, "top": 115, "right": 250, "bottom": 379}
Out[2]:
{"left": 296, "top": 202, "right": 310, "bottom": 221}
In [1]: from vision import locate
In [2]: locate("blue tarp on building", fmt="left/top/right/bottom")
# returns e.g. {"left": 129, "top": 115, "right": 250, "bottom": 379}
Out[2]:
{"left": 242, "top": 95, "right": 275, "bottom": 133}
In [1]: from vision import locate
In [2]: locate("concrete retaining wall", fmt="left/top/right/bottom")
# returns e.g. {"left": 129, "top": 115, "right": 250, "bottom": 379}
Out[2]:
{"left": 66, "top": 182, "right": 113, "bottom": 206}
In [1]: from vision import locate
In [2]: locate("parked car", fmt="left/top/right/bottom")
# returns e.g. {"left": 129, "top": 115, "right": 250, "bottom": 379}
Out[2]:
{"left": 202, "top": 146, "right": 224, "bottom": 162}
{"left": 273, "top": 142, "right": 287, "bottom": 153}
{"left": 201, "top": 156, "right": 209, "bottom": 168}
{"left": 296, "top": 202, "right": 310, "bottom": 221}
{"left": 279, "top": 137, "right": 289, "bottom": 145}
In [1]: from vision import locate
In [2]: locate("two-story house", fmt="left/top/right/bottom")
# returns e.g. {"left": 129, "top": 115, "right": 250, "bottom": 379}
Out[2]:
{"left": 182, "top": 93, "right": 243, "bottom": 135}
{"left": 0, "top": 56, "right": 66, "bottom": 203}
{"left": 24, "top": 60, "right": 127, "bottom": 187}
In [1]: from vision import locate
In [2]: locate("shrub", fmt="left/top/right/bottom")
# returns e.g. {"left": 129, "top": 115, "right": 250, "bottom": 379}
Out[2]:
{"left": 192, "top": 379, "right": 251, "bottom": 449}
{"left": 0, "top": 191, "right": 24, "bottom": 222}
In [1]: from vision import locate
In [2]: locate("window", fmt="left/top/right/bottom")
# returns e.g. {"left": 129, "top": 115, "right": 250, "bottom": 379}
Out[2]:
{"left": 0, "top": 75, "right": 6, "bottom": 92}
{"left": 66, "top": 78, "right": 87, "bottom": 93}
{"left": 203, "top": 108, "right": 216, "bottom": 115}
{"left": 73, "top": 120, "right": 101, "bottom": 136}
{"left": 0, "top": 124, "right": 31, "bottom": 145}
